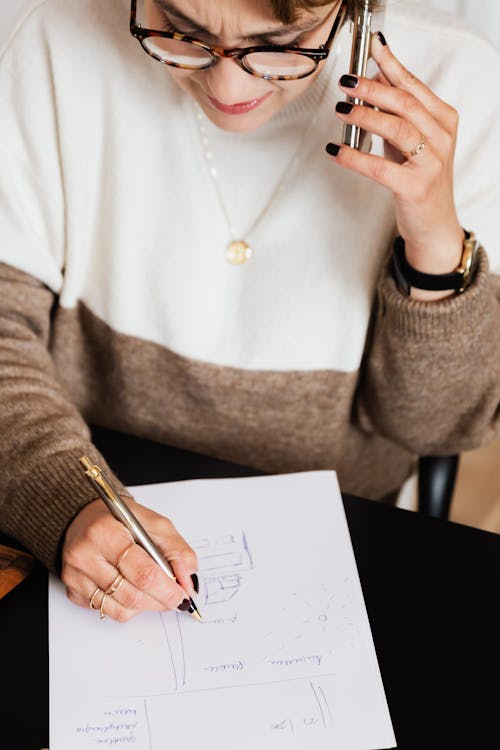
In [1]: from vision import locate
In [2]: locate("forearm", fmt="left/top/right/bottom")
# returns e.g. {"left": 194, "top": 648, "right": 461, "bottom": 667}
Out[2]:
{"left": 0, "top": 263, "right": 126, "bottom": 571}
{"left": 356, "top": 250, "right": 500, "bottom": 455}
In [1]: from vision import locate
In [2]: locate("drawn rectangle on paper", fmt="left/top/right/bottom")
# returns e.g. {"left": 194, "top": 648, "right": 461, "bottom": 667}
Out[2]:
{"left": 198, "top": 551, "right": 245, "bottom": 571}
{"left": 49, "top": 471, "right": 396, "bottom": 750}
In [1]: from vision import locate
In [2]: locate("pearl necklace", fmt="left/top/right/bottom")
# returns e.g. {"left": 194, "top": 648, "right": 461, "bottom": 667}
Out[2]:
{"left": 194, "top": 75, "right": 333, "bottom": 265}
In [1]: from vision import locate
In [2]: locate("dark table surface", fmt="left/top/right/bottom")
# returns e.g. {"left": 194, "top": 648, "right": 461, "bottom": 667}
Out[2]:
{"left": 1, "top": 426, "right": 500, "bottom": 749}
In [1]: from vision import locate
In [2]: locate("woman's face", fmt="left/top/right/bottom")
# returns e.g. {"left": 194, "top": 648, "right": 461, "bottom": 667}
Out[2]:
{"left": 144, "top": 0, "right": 340, "bottom": 132}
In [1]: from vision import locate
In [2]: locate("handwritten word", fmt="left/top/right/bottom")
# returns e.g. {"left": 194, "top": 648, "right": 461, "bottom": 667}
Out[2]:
{"left": 103, "top": 708, "right": 137, "bottom": 717}
{"left": 204, "top": 614, "right": 238, "bottom": 625}
{"left": 95, "top": 734, "right": 136, "bottom": 745}
{"left": 75, "top": 720, "right": 139, "bottom": 747}
{"left": 267, "top": 654, "right": 322, "bottom": 668}
{"left": 204, "top": 660, "right": 245, "bottom": 673}
{"left": 271, "top": 717, "right": 322, "bottom": 733}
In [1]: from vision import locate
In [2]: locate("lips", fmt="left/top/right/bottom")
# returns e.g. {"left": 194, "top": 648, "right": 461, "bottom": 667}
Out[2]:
{"left": 207, "top": 91, "right": 272, "bottom": 115}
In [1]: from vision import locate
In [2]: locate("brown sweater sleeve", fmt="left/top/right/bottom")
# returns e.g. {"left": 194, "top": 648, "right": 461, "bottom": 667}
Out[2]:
{"left": 356, "top": 249, "right": 500, "bottom": 455}
{"left": 0, "top": 262, "right": 127, "bottom": 572}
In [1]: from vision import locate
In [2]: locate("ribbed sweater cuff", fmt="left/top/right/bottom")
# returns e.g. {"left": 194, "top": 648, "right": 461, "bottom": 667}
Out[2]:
{"left": 3, "top": 445, "right": 127, "bottom": 573}
{"left": 379, "top": 248, "right": 491, "bottom": 340}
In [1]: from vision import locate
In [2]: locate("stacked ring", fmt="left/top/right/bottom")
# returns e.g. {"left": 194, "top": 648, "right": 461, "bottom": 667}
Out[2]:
{"left": 89, "top": 586, "right": 102, "bottom": 610}
{"left": 99, "top": 593, "right": 108, "bottom": 621}
{"left": 88, "top": 540, "right": 134, "bottom": 620}
{"left": 106, "top": 573, "right": 125, "bottom": 596}
{"left": 89, "top": 573, "right": 126, "bottom": 620}
{"left": 116, "top": 542, "right": 135, "bottom": 571}
{"left": 402, "top": 136, "right": 425, "bottom": 160}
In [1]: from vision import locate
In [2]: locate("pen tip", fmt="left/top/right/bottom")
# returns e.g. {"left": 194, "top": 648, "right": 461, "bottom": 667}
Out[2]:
{"left": 192, "top": 610, "right": 203, "bottom": 622}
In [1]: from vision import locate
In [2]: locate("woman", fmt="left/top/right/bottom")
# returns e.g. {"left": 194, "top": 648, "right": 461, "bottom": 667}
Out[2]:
{"left": 0, "top": 0, "right": 499, "bottom": 622}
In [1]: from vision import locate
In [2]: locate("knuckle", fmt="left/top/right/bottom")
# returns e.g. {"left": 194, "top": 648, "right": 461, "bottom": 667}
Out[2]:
{"left": 372, "top": 158, "right": 388, "bottom": 183}
{"left": 401, "top": 92, "right": 419, "bottom": 116}
{"left": 337, "top": 146, "right": 351, "bottom": 167}
{"left": 428, "top": 153, "right": 443, "bottom": 176}
{"left": 156, "top": 515, "right": 175, "bottom": 534}
{"left": 60, "top": 563, "right": 71, "bottom": 584}
{"left": 121, "top": 587, "right": 145, "bottom": 611}
{"left": 133, "top": 561, "right": 159, "bottom": 590}
{"left": 447, "top": 105, "right": 459, "bottom": 129}
{"left": 114, "top": 607, "right": 134, "bottom": 623}
{"left": 363, "top": 78, "right": 378, "bottom": 100}
{"left": 175, "top": 543, "right": 198, "bottom": 570}
{"left": 355, "top": 105, "right": 373, "bottom": 129}
{"left": 184, "top": 549, "right": 198, "bottom": 570}
{"left": 399, "top": 66, "right": 417, "bottom": 88}
{"left": 393, "top": 117, "right": 413, "bottom": 144}
{"left": 66, "top": 588, "right": 79, "bottom": 604}
{"left": 439, "top": 130, "right": 453, "bottom": 153}
{"left": 63, "top": 544, "right": 86, "bottom": 572}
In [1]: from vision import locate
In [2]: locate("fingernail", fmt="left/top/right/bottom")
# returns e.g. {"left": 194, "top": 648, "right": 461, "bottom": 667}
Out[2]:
{"left": 340, "top": 74, "right": 358, "bottom": 89}
{"left": 178, "top": 598, "right": 191, "bottom": 611}
{"left": 326, "top": 143, "right": 340, "bottom": 157}
{"left": 336, "top": 101, "right": 353, "bottom": 115}
{"left": 377, "top": 31, "right": 387, "bottom": 46}
{"left": 191, "top": 573, "right": 199, "bottom": 594}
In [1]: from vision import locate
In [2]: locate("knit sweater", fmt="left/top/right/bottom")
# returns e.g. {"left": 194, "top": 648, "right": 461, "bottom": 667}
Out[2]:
{"left": 1, "top": 0, "right": 499, "bottom": 571}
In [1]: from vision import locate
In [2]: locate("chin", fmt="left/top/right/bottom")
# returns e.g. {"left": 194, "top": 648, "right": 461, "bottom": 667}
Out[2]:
{"left": 200, "top": 105, "right": 273, "bottom": 133}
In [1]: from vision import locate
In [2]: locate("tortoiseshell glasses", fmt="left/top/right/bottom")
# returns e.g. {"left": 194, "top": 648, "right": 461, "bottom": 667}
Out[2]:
{"left": 130, "top": 0, "right": 346, "bottom": 81}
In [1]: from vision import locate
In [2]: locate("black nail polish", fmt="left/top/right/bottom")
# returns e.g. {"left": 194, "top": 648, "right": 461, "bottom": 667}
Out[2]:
{"left": 178, "top": 598, "right": 191, "bottom": 611}
{"left": 326, "top": 143, "right": 340, "bottom": 157}
{"left": 340, "top": 74, "right": 358, "bottom": 89}
{"left": 377, "top": 31, "right": 387, "bottom": 46}
{"left": 191, "top": 573, "right": 199, "bottom": 594}
{"left": 336, "top": 101, "right": 353, "bottom": 115}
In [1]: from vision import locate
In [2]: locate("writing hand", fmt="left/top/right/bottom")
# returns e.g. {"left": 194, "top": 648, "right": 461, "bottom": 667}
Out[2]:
{"left": 62, "top": 498, "right": 198, "bottom": 622}
{"left": 328, "top": 32, "right": 464, "bottom": 300}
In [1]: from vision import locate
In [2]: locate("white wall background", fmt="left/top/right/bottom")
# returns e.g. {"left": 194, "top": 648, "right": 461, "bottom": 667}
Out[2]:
{"left": 0, "top": 1, "right": 500, "bottom": 51}
{"left": 413, "top": 0, "right": 500, "bottom": 49}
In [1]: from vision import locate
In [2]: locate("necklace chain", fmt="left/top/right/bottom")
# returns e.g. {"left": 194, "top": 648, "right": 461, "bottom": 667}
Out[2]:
{"left": 194, "top": 72, "right": 333, "bottom": 265}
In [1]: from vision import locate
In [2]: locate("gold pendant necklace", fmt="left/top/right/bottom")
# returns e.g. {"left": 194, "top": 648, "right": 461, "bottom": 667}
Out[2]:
{"left": 226, "top": 239, "right": 252, "bottom": 265}
{"left": 194, "top": 80, "right": 332, "bottom": 265}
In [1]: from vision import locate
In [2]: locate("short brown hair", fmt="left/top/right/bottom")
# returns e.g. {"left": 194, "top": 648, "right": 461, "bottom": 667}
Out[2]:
{"left": 270, "top": 0, "right": 379, "bottom": 24}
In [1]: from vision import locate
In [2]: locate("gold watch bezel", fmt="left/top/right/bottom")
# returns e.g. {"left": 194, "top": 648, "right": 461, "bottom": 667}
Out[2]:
{"left": 456, "top": 230, "right": 477, "bottom": 293}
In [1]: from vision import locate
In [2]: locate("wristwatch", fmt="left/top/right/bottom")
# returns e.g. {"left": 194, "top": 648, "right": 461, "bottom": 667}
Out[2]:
{"left": 392, "top": 231, "right": 479, "bottom": 295}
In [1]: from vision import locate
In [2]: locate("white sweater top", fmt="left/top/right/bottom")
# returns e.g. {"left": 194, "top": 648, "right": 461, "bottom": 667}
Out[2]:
{"left": 1, "top": 0, "right": 500, "bottom": 569}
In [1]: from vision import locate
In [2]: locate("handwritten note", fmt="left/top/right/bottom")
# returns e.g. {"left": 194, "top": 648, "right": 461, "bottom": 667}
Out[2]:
{"left": 49, "top": 471, "right": 396, "bottom": 749}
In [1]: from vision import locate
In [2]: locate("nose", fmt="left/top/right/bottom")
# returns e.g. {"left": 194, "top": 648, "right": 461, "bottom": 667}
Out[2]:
{"left": 203, "top": 57, "right": 263, "bottom": 104}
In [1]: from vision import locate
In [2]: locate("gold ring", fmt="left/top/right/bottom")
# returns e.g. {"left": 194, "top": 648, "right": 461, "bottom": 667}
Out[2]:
{"left": 402, "top": 136, "right": 425, "bottom": 160}
{"left": 99, "top": 593, "right": 108, "bottom": 620}
{"left": 89, "top": 586, "right": 103, "bottom": 610}
{"left": 116, "top": 542, "right": 135, "bottom": 571}
{"left": 105, "top": 573, "right": 124, "bottom": 596}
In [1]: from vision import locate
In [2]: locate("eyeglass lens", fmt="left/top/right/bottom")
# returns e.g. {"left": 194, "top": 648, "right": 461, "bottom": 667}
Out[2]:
{"left": 142, "top": 37, "right": 317, "bottom": 78}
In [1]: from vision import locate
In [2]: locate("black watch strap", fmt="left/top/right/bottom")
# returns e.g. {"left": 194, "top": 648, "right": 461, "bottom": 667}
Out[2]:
{"left": 392, "top": 235, "right": 469, "bottom": 294}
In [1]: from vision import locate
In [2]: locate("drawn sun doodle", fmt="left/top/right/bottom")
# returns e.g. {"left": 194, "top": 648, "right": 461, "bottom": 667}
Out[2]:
{"left": 262, "top": 579, "right": 362, "bottom": 662}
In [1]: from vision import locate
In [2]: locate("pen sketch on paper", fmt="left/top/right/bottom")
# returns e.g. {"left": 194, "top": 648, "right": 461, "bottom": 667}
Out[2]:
{"left": 49, "top": 472, "right": 396, "bottom": 750}
{"left": 194, "top": 529, "right": 253, "bottom": 607}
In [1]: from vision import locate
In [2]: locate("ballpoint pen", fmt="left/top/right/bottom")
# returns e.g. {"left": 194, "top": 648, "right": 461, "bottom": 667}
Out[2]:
{"left": 79, "top": 456, "right": 202, "bottom": 622}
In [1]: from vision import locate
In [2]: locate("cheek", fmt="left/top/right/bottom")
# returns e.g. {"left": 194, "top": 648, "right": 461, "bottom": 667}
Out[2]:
{"left": 164, "top": 67, "right": 201, "bottom": 94}
{"left": 275, "top": 76, "right": 317, "bottom": 105}
{"left": 144, "top": 1, "right": 163, "bottom": 27}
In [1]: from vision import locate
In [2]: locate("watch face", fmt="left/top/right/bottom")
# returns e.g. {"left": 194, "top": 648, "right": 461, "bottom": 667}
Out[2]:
{"left": 393, "top": 233, "right": 480, "bottom": 294}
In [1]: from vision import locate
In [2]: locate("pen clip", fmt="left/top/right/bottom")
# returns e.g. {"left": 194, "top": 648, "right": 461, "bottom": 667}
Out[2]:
{"left": 79, "top": 456, "right": 119, "bottom": 501}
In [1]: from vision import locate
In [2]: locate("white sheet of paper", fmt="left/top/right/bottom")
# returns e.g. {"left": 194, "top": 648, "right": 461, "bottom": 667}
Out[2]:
{"left": 49, "top": 471, "right": 396, "bottom": 749}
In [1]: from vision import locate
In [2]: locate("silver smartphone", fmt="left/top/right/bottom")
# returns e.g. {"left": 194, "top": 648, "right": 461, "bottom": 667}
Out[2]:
{"left": 342, "top": 0, "right": 386, "bottom": 152}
